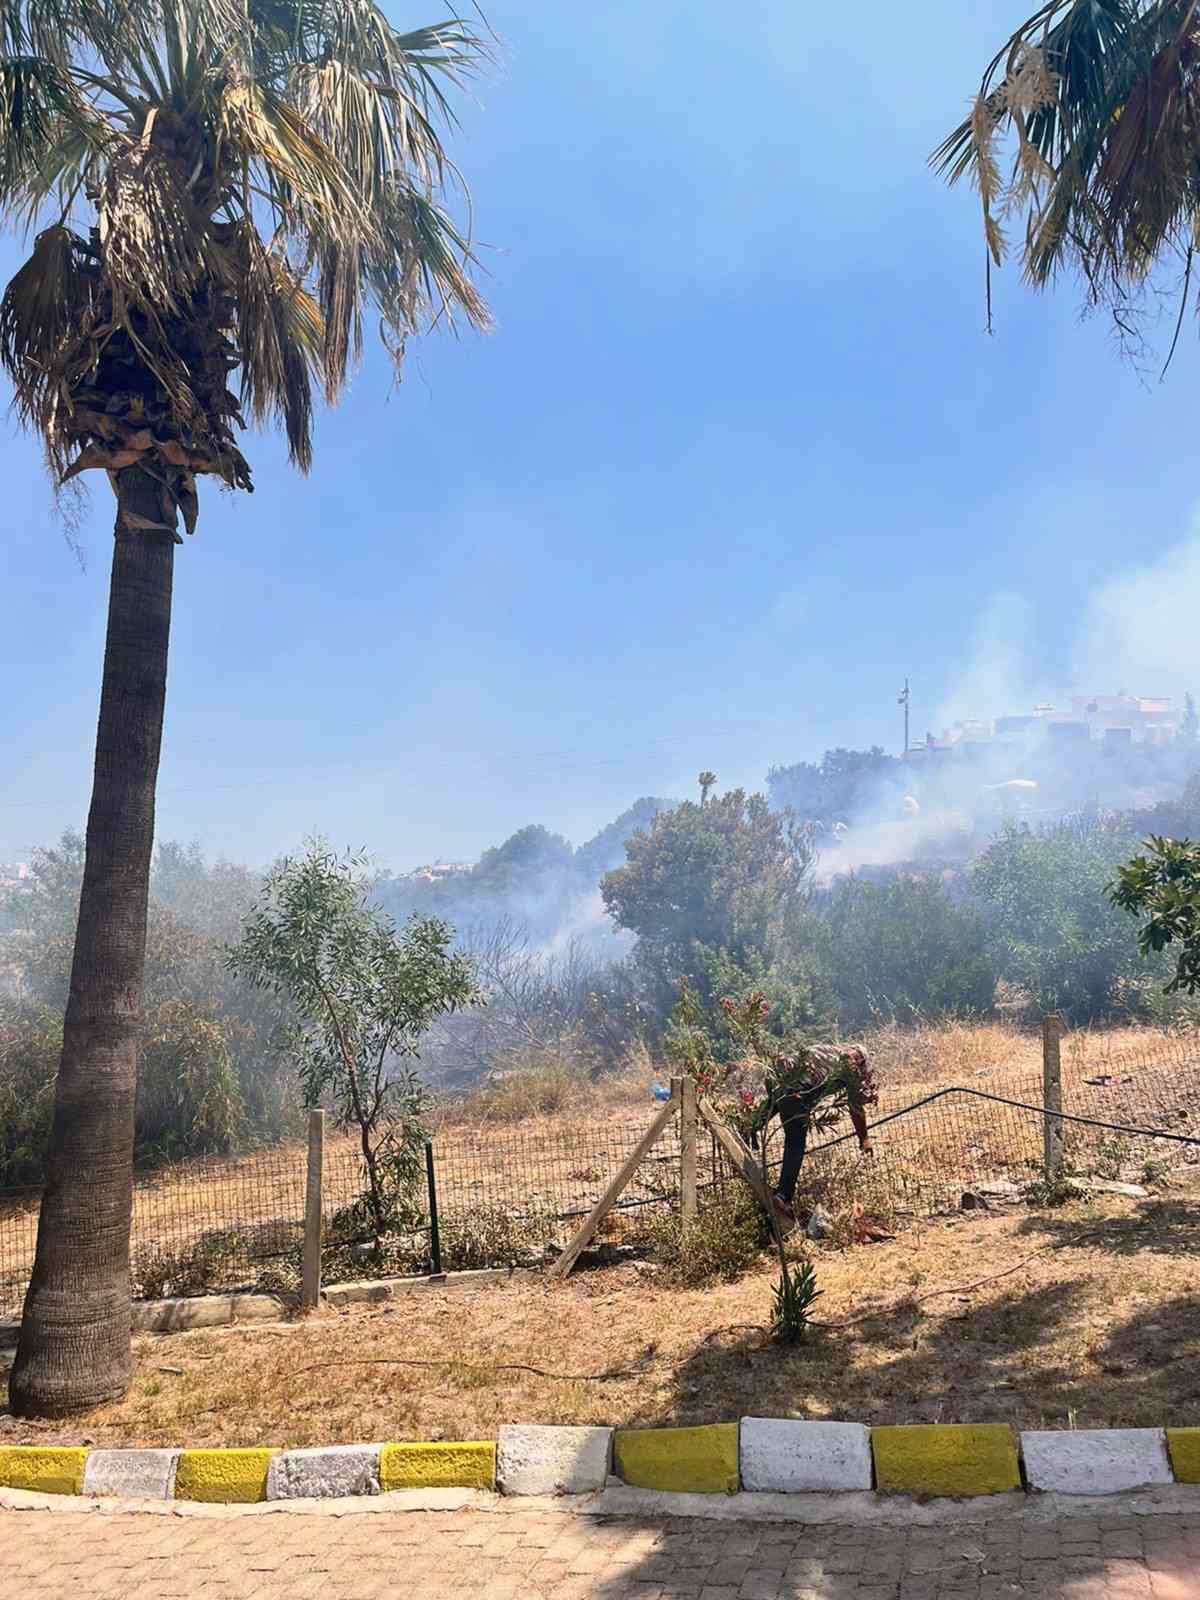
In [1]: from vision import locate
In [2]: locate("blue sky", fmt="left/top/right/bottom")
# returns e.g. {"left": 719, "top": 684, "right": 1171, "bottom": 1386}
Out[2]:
{"left": 5, "top": 0, "right": 1200, "bottom": 869}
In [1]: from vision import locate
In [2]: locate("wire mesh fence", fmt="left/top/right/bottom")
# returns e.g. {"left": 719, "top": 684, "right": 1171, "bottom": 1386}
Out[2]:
{"left": 2, "top": 1027, "right": 1198, "bottom": 1316}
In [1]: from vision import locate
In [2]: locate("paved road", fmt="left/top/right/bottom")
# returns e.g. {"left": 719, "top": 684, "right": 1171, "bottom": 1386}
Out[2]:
{"left": 1, "top": 1501, "right": 1198, "bottom": 1598}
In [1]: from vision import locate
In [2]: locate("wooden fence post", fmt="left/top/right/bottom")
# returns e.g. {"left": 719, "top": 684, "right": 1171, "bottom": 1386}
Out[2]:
{"left": 679, "top": 1076, "right": 697, "bottom": 1228}
{"left": 1042, "top": 1014, "right": 1065, "bottom": 1181}
{"left": 302, "top": 1108, "right": 325, "bottom": 1311}
{"left": 549, "top": 1091, "right": 678, "bottom": 1280}
{"left": 697, "top": 1100, "right": 777, "bottom": 1217}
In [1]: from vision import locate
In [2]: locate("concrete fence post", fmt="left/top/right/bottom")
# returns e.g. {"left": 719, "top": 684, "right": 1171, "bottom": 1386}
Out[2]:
{"left": 679, "top": 1076, "right": 697, "bottom": 1228}
{"left": 1042, "top": 1015, "right": 1066, "bottom": 1181}
{"left": 302, "top": 1108, "right": 325, "bottom": 1311}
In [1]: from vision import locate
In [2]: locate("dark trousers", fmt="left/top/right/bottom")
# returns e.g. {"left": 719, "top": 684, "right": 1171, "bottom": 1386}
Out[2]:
{"left": 774, "top": 1094, "right": 810, "bottom": 1204}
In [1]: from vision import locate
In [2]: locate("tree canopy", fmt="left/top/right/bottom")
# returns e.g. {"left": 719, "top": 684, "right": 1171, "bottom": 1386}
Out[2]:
{"left": 0, "top": 0, "right": 489, "bottom": 507}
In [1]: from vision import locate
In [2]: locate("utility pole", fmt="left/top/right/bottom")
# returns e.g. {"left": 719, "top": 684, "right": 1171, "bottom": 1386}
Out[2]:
{"left": 898, "top": 678, "right": 911, "bottom": 755}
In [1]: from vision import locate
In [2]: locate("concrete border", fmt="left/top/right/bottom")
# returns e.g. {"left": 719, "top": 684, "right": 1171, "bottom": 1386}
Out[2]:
{"left": 83, "top": 1449, "right": 180, "bottom": 1499}
{"left": 0, "top": 1268, "right": 536, "bottom": 1347}
{"left": 613, "top": 1423, "right": 739, "bottom": 1495}
{"left": 496, "top": 1425, "right": 612, "bottom": 1496}
{"left": 379, "top": 1442, "right": 496, "bottom": 1492}
{"left": 2, "top": 1421, "right": 1199, "bottom": 1507}
{"left": 1166, "top": 1428, "right": 1200, "bottom": 1484}
{"left": 872, "top": 1425, "right": 1021, "bottom": 1497}
{"left": 1021, "top": 1429, "right": 1174, "bottom": 1495}
{"left": 267, "top": 1444, "right": 382, "bottom": 1500}
{"left": 175, "top": 1448, "right": 276, "bottom": 1504}
{"left": 739, "top": 1418, "right": 872, "bottom": 1493}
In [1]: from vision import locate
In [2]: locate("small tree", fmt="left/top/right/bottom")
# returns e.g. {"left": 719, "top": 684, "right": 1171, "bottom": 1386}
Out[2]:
{"left": 1109, "top": 836, "right": 1200, "bottom": 996}
{"left": 228, "top": 844, "right": 478, "bottom": 1250}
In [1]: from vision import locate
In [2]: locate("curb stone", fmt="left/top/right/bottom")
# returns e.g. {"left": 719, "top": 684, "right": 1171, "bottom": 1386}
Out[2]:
{"left": 267, "top": 1444, "right": 382, "bottom": 1500}
{"left": 175, "top": 1448, "right": 275, "bottom": 1504}
{"left": 613, "top": 1423, "right": 739, "bottom": 1495}
{"left": 1021, "top": 1428, "right": 1174, "bottom": 1494}
{"left": 2, "top": 1421, "right": 1200, "bottom": 1506}
{"left": 496, "top": 1425, "right": 612, "bottom": 1496}
{"left": 739, "top": 1418, "right": 872, "bottom": 1493}
{"left": 872, "top": 1424, "right": 1021, "bottom": 1497}
{"left": 82, "top": 1449, "right": 180, "bottom": 1499}
{"left": 379, "top": 1441, "right": 495, "bottom": 1492}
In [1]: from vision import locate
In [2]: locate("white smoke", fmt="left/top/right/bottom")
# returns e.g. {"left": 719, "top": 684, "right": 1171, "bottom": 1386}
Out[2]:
{"left": 1072, "top": 516, "right": 1200, "bottom": 694}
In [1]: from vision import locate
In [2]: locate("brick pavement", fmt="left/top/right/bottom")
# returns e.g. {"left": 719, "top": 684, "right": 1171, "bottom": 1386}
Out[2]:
{"left": 1, "top": 1502, "right": 1199, "bottom": 1598}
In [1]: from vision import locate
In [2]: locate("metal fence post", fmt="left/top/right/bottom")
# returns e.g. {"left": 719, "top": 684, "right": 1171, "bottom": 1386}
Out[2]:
{"left": 302, "top": 1108, "right": 325, "bottom": 1311}
{"left": 425, "top": 1140, "right": 443, "bottom": 1278}
{"left": 1042, "top": 1014, "right": 1066, "bottom": 1180}
{"left": 678, "top": 1076, "right": 697, "bottom": 1227}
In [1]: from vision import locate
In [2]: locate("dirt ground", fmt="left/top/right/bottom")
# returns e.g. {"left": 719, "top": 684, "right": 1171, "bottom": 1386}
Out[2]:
{"left": 4, "top": 1186, "right": 1198, "bottom": 1449}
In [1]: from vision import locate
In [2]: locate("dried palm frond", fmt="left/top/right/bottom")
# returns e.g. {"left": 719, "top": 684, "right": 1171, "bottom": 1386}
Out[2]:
{"left": 0, "top": 0, "right": 490, "bottom": 518}
{"left": 935, "top": 0, "right": 1200, "bottom": 325}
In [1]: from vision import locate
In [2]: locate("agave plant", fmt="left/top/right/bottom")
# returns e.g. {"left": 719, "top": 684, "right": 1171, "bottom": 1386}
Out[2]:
{"left": 1, "top": 0, "right": 489, "bottom": 1417}
{"left": 934, "top": 1, "right": 1200, "bottom": 342}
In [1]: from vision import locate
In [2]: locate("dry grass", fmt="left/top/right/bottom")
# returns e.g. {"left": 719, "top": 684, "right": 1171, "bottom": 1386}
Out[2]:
{"left": 3, "top": 1020, "right": 1197, "bottom": 1316}
{"left": 4, "top": 1188, "right": 1199, "bottom": 1448}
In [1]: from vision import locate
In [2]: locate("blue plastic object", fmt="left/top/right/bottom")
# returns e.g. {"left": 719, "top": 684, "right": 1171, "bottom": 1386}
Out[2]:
{"left": 652, "top": 1083, "right": 671, "bottom": 1101}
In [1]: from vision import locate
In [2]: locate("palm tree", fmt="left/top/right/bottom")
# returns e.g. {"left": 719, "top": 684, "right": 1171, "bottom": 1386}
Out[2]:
{"left": 2, "top": 0, "right": 489, "bottom": 1417}
{"left": 934, "top": 2, "right": 1200, "bottom": 349}
{"left": 698, "top": 770, "right": 717, "bottom": 806}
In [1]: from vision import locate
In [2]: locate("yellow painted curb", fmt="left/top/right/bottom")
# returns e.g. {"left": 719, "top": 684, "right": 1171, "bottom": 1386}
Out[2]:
{"left": 0, "top": 1446, "right": 88, "bottom": 1496}
{"left": 613, "top": 1423, "right": 739, "bottom": 1495}
{"left": 872, "top": 1425, "right": 1019, "bottom": 1497}
{"left": 1166, "top": 1429, "right": 1200, "bottom": 1484}
{"left": 174, "top": 1448, "right": 275, "bottom": 1503}
{"left": 379, "top": 1441, "right": 495, "bottom": 1491}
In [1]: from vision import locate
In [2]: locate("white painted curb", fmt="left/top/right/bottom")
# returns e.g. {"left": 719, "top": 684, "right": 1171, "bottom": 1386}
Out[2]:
{"left": 739, "top": 1418, "right": 873, "bottom": 1493}
{"left": 82, "top": 1449, "right": 180, "bottom": 1499}
{"left": 1021, "top": 1429, "right": 1174, "bottom": 1495}
{"left": 266, "top": 1444, "right": 382, "bottom": 1500}
{"left": 496, "top": 1425, "right": 613, "bottom": 1496}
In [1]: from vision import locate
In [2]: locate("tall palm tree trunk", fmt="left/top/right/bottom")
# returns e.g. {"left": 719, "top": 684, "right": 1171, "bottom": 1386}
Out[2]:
{"left": 10, "top": 465, "right": 176, "bottom": 1417}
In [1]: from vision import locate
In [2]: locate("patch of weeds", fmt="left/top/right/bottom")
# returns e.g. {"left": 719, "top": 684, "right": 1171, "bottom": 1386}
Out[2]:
{"left": 648, "top": 1191, "right": 765, "bottom": 1287}
{"left": 1094, "top": 1136, "right": 1130, "bottom": 1181}
{"left": 132, "top": 1222, "right": 305, "bottom": 1300}
{"left": 439, "top": 1202, "right": 554, "bottom": 1270}
{"left": 459, "top": 1054, "right": 583, "bottom": 1123}
{"left": 132, "top": 1230, "right": 252, "bottom": 1299}
{"left": 1025, "top": 1171, "right": 1083, "bottom": 1208}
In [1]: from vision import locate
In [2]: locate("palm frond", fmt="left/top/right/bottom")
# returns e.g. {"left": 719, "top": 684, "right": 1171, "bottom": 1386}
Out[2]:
{"left": 935, "top": 1, "right": 1200, "bottom": 309}
{"left": 0, "top": 222, "right": 95, "bottom": 465}
{"left": 224, "top": 225, "right": 319, "bottom": 469}
{"left": 0, "top": 0, "right": 491, "bottom": 503}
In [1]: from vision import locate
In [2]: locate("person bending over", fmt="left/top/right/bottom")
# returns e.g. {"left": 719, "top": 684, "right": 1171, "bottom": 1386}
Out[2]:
{"left": 750, "top": 1043, "right": 877, "bottom": 1222}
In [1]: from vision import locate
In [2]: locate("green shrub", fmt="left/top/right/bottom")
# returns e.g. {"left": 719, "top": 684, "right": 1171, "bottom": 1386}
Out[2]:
{"left": 648, "top": 1190, "right": 765, "bottom": 1286}
{"left": 772, "top": 1256, "right": 822, "bottom": 1343}
{"left": 0, "top": 1002, "right": 59, "bottom": 1188}
{"left": 811, "top": 876, "right": 998, "bottom": 1030}
{"left": 136, "top": 1001, "right": 244, "bottom": 1163}
{"left": 972, "top": 821, "right": 1168, "bottom": 1022}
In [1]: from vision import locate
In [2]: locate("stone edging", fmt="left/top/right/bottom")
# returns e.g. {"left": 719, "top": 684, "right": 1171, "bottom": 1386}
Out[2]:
{"left": 2, "top": 1421, "right": 1199, "bottom": 1506}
